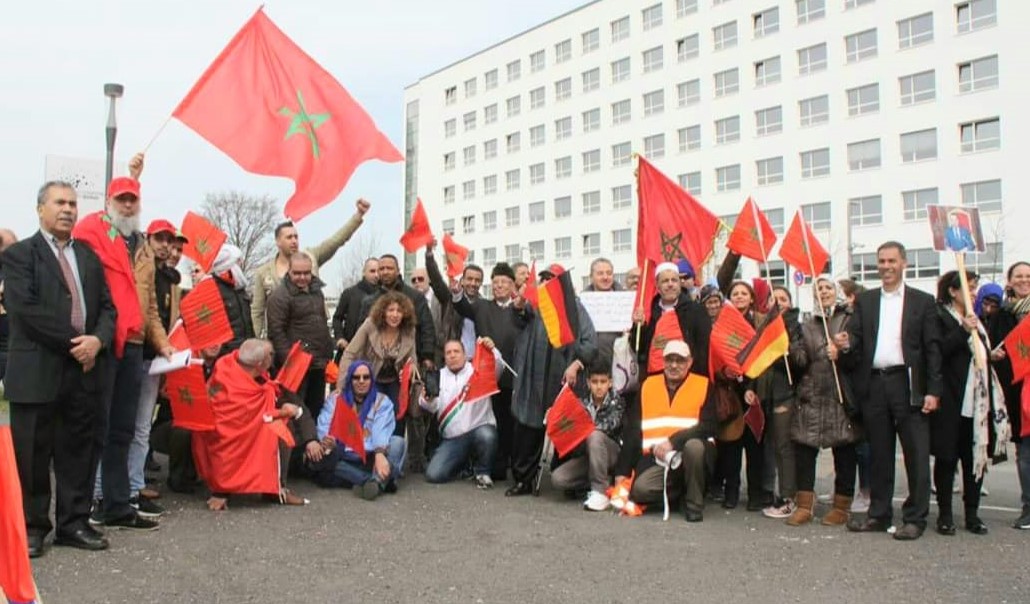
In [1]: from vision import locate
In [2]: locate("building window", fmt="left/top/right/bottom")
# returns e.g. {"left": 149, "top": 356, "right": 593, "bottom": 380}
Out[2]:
{"left": 583, "top": 108, "right": 600, "bottom": 132}
{"left": 505, "top": 206, "right": 520, "bottom": 228}
{"left": 583, "top": 149, "right": 600, "bottom": 173}
{"left": 612, "top": 185, "right": 632, "bottom": 210}
{"left": 555, "top": 39, "right": 572, "bottom": 63}
{"left": 959, "top": 56, "right": 999, "bottom": 93}
{"left": 851, "top": 253, "right": 878, "bottom": 281}
{"left": 755, "top": 106, "right": 783, "bottom": 136}
{"left": 555, "top": 78, "right": 572, "bottom": 102}
{"left": 445, "top": 86, "right": 457, "bottom": 105}
{"left": 716, "top": 164, "right": 741, "bottom": 192}
{"left": 611, "top": 16, "right": 630, "bottom": 43}
{"left": 529, "top": 87, "right": 546, "bottom": 110}
{"left": 555, "top": 156, "right": 572, "bottom": 179}
{"left": 444, "top": 152, "right": 455, "bottom": 171}
{"left": 506, "top": 132, "right": 520, "bottom": 153}
{"left": 529, "top": 201, "right": 545, "bottom": 224}
{"left": 899, "top": 71, "right": 936, "bottom": 105}
{"left": 766, "top": 208, "right": 786, "bottom": 233}
{"left": 755, "top": 56, "right": 781, "bottom": 86}
{"left": 582, "top": 68, "right": 600, "bottom": 93}
{"left": 799, "top": 95, "right": 829, "bottom": 126}
{"left": 444, "top": 119, "right": 456, "bottom": 138}
{"left": 462, "top": 215, "right": 475, "bottom": 234}
{"left": 462, "top": 145, "right": 476, "bottom": 166}
{"left": 849, "top": 195, "right": 883, "bottom": 226}
{"left": 904, "top": 248, "right": 940, "bottom": 280}
{"left": 443, "top": 186, "right": 455, "bottom": 205}
{"left": 482, "top": 247, "right": 497, "bottom": 266}
{"left": 442, "top": 219, "right": 455, "bottom": 235}
{"left": 956, "top": 0, "right": 997, "bottom": 34}
{"left": 642, "top": 46, "right": 664, "bottom": 73}
{"left": 714, "top": 68, "right": 739, "bottom": 97}
{"left": 582, "top": 191, "right": 601, "bottom": 214}
{"left": 554, "top": 196, "right": 572, "bottom": 219}
{"left": 611, "top": 57, "right": 631, "bottom": 83}
{"left": 845, "top": 0, "right": 874, "bottom": 9}
{"left": 797, "top": 43, "right": 827, "bottom": 75}
{"left": 484, "top": 104, "right": 498, "bottom": 125}
{"left": 582, "top": 28, "right": 600, "bottom": 53}
{"left": 505, "top": 169, "right": 520, "bottom": 191}
{"left": 611, "top": 99, "right": 631, "bottom": 125}
{"left": 612, "top": 142, "right": 632, "bottom": 167}
{"left": 529, "top": 162, "right": 545, "bottom": 185}
{"left": 898, "top": 13, "right": 934, "bottom": 49}
{"left": 677, "top": 0, "right": 698, "bottom": 17}
{"left": 463, "top": 111, "right": 476, "bottom": 132}
{"left": 643, "top": 3, "right": 663, "bottom": 29}
{"left": 802, "top": 201, "right": 831, "bottom": 230}
{"left": 506, "top": 96, "right": 521, "bottom": 118}
{"left": 846, "top": 83, "right": 879, "bottom": 116}
{"left": 800, "top": 148, "right": 830, "bottom": 178}
{"left": 847, "top": 139, "right": 881, "bottom": 170}
{"left": 555, "top": 117, "right": 572, "bottom": 140}
{"left": 677, "top": 35, "right": 700, "bottom": 62}
{"left": 529, "top": 50, "right": 545, "bottom": 74}
{"left": 554, "top": 237, "right": 572, "bottom": 260}
{"left": 484, "top": 69, "right": 498, "bottom": 90}
{"left": 483, "top": 139, "right": 497, "bottom": 160}
{"left": 796, "top": 0, "right": 825, "bottom": 24}
{"left": 506, "top": 60, "right": 521, "bottom": 82}
{"left": 900, "top": 128, "right": 937, "bottom": 162}
{"left": 756, "top": 157, "right": 784, "bottom": 185}
{"left": 961, "top": 179, "right": 1001, "bottom": 213}
{"left": 754, "top": 7, "right": 780, "bottom": 37}
{"left": 970, "top": 242, "right": 1003, "bottom": 279}
{"left": 678, "top": 125, "right": 701, "bottom": 152}
{"left": 528, "top": 241, "right": 544, "bottom": 262}
{"left": 582, "top": 233, "right": 600, "bottom": 256}
{"left": 483, "top": 175, "right": 497, "bottom": 195}
{"left": 677, "top": 79, "right": 701, "bottom": 106}
{"left": 644, "top": 134, "right": 665, "bottom": 158}
{"left": 902, "top": 188, "right": 938, "bottom": 220}
{"left": 464, "top": 78, "right": 477, "bottom": 99}
{"left": 713, "top": 21, "right": 738, "bottom": 51}
{"left": 529, "top": 124, "right": 545, "bottom": 148}
{"left": 643, "top": 90, "right": 664, "bottom": 116}
{"left": 960, "top": 118, "right": 1000, "bottom": 153}
{"left": 679, "top": 172, "right": 701, "bottom": 195}
{"left": 715, "top": 116, "right": 740, "bottom": 145}
{"left": 612, "top": 229, "right": 632, "bottom": 252}
{"left": 845, "top": 29, "right": 878, "bottom": 63}
{"left": 504, "top": 244, "right": 520, "bottom": 265}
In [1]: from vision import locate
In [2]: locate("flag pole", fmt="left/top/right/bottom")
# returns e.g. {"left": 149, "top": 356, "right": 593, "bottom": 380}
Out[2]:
{"left": 142, "top": 114, "right": 174, "bottom": 154}
{"left": 798, "top": 211, "right": 844, "bottom": 404}
{"left": 634, "top": 257, "right": 650, "bottom": 351}
{"left": 750, "top": 197, "right": 792, "bottom": 386}
{"left": 496, "top": 354, "right": 519, "bottom": 378}
{"left": 955, "top": 252, "right": 985, "bottom": 369}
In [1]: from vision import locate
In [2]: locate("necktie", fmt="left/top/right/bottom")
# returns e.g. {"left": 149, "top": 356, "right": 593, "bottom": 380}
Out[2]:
{"left": 56, "top": 241, "right": 85, "bottom": 334}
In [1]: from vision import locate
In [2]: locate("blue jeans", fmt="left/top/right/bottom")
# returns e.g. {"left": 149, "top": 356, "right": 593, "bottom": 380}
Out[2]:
{"left": 1018, "top": 440, "right": 1030, "bottom": 511}
{"left": 425, "top": 424, "right": 498, "bottom": 483}
{"left": 332, "top": 435, "right": 405, "bottom": 488}
{"left": 128, "top": 365, "right": 160, "bottom": 495}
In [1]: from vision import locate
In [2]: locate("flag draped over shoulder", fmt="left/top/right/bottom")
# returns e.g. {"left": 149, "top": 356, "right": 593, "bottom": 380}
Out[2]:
{"left": 165, "top": 364, "right": 216, "bottom": 431}
{"left": 179, "top": 278, "right": 234, "bottom": 351}
{"left": 727, "top": 197, "right": 777, "bottom": 262}
{"left": 737, "top": 308, "right": 790, "bottom": 379}
{"left": 329, "top": 394, "right": 366, "bottom": 461}
{"left": 275, "top": 341, "right": 312, "bottom": 393}
{"left": 0, "top": 405, "right": 37, "bottom": 604}
{"left": 400, "top": 198, "right": 433, "bottom": 253}
{"left": 545, "top": 384, "right": 595, "bottom": 458}
{"left": 180, "top": 212, "right": 227, "bottom": 273}
{"left": 537, "top": 270, "right": 579, "bottom": 348}
{"left": 1004, "top": 315, "right": 1030, "bottom": 383}
{"left": 779, "top": 211, "right": 829, "bottom": 276}
{"left": 709, "top": 305, "right": 756, "bottom": 378}
{"left": 172, "top": 8, "right": 403, "bottom": 222}
{"left": 442, "top": 234, "right": 469, "bottom": 278}
{"left": 465, "top": 341, "right": 500, "bottom": 403}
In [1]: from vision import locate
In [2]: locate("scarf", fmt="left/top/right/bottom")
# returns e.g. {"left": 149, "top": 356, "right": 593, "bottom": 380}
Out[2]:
{"left": 211, "top": 244, "right": 249, "bottom": 291}
{"left": 342, "top": 360, "right": 380, "bottom": 427}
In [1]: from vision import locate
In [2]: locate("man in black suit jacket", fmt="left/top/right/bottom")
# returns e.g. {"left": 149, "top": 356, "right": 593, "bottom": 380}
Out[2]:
{"left": 838, "top": 241, "right": 942, "bottom": 540}
{"left": 5, "top": 182, "right": 116, "bottom": 557}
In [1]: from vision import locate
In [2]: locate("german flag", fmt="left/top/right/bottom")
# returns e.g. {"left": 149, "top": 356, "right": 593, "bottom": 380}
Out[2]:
{"left": 737, "top": 308, "right": 790, "bottom": 379}
{"left": 538, "top": 269, "right": 579, "bottom": 348}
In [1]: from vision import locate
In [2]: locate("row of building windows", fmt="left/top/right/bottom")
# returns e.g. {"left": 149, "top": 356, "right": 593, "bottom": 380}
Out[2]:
{"left": 442, "top": 0, "right": 997, "bottom": 105}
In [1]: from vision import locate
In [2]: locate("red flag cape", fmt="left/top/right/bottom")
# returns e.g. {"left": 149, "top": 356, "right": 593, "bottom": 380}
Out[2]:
{"left": 647, "top": 311, "right": 683, "bottom": 374}
{"left": 779, "top": 211, "right": 829, "bottom": 276}
{"left": 179, "top": 278, "right": 234, "bottom": 350}
{"left": 172, "top": 8, "right": 403, "bottom": 222}
{"left": 522, "top": 260, "right": 539, "bottom": 307}
{"left": 442, "top": 234, "right": 469, "bottom": 278}
{"left": 276, "top": 341, "right": 313, "bottom": 394}
{"left": 546, "top": 384, "right": 596, "bottom": 458}
{"left": 72, "top": 211, "right": 144, "bottom": 358}
{"left": 0, "top": 422, "right": 37, "bottom": 604}
{"left": 165, "top": 364, "right": 216, "bottom": 431}
{"left": 727, "top": 197, "right": 777, "bottom": 262}
{"left": 193, "top": 352, "right": 282, "bottom": 495}
{"left": 737, "top": 309, "right": 790, "bottom": 379}
{"left": 709, "top": 304, "right": 756, "bottom": 378}
{"left": 465, "top": 341, "right": 500, "bottom": 403}
{"left": 396, "top": 359, "right": 414, "bottom": 420}
{"left": 328, "top": 393, "right": 366, "bottom": 462}
{"left": 1004, "top": 314, "right": 1030, "bottom": 383}
{"left": 179, "top": 212, "right": 227, "bottom": 273}
{"left": 400, "top": 198, "right": 434, "bottom": 253}
{"left": 537, "top": 270, "right": 579, "bottom": 348}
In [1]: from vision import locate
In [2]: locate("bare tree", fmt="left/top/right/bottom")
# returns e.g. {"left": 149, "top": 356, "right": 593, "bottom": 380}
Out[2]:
{"left": 201, "top": 191, "right": 279, "bottom": 276}
{"left": 336, "top": 231, "right": 383, "bottom": 292}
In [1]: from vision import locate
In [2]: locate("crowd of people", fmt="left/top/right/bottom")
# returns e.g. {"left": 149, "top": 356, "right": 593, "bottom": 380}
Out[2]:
{"left": 3, "top": 154, "right": 1029, "bottom": 561}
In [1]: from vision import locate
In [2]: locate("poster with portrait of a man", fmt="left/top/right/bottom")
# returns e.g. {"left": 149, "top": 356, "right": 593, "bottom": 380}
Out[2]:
{"left": 926, "top": 205, "right": 985, "bottom": 253}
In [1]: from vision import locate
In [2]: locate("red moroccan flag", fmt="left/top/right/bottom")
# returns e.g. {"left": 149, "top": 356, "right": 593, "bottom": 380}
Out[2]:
{"left": 179, "top": 211, "right": 227, "bottom": 273}
{"left": 779, "top": 211, "right": 829, "bottom": 277}
{"left": 1004, "top": 314, "right": 1030, "bottom": 383}
{"left": 265, "top": 418, "right": 296, "bottom": 448}
{"left": 442, "top": 234, "right": 469, "bottom": 278}
{"left": 395, "top": 359, "right": 414, "bottom": 420}
{"left": 328, "top": 394, "right": 366, "bottom": 462}
{"left": 179, "top": 278, "right": 234, "bottom": 350}
{"left": 0, "top": 416, "right": 37, "bottom": 604}
{"left": 165, "top": 365, "right": 216, "bottom": 431}
{"left": 647, "top": 311, "right": 683, "bottom": 374}
{"left": 276, "top": 341, "right": 313, "bottom": 394}
{"left": 727, "top": 197, "right": 777, "bottom": 262}
{"left": 172, "top": 8, "right": 403, "bottom": 222}
{"left": 399, "top": 198, "right": 434, "bottom": 253}
{"left": 545, "top": 384, "right": 596, "bottom": 458}
{"left": 465, "top": 341, "right": 500, "bottom": 403}
{"left": 168, "top": 320, "right": 193, "bottom": 353}
{"left": 709, "top": 304, "right": 756, "bottom": 378}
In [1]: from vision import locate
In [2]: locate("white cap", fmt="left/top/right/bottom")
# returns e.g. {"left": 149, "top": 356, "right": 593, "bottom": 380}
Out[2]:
{"left": 662, "top": 340, "right": 691, "bottom": 358}
{"left": 654, "top": 262, "right": 679, "bottom": 278}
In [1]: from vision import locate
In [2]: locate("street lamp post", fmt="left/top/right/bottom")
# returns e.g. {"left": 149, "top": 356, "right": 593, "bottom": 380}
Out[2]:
{"left": 103, "top": 83, "right": 124, "bottom": 194}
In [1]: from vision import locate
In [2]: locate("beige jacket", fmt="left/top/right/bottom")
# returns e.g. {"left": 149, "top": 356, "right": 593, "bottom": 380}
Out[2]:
{"left": 129, "top": 238, "right": 170, "bottom": 351}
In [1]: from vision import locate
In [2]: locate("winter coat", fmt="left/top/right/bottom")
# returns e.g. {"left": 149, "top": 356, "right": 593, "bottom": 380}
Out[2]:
{"left": 211, "top": 275, "right": 254, "bottom": 358}
{"left": 360, "top": 280, "right": 437, "bottom": 364}
{"left": 340, "top": 319, "right": 417, "bottom": 384}
{"left": 266, "top": 275, "right": 335, "bottom": 370}
{"left": 753, "top": 307, "right": 802, "bottom": 411}
{"left": 632, "top": 291, "right": 711, "bottom": 378}
{"left": 332, "top": 279, "right": 378, "bottom": 344}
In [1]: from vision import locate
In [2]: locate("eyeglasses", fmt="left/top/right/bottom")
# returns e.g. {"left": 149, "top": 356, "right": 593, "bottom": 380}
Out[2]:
{"left": 411, "top": 276, "right": 426, "bottom": 283}
{"left": 351, "top": 374, "right": 372, "bottom": 382}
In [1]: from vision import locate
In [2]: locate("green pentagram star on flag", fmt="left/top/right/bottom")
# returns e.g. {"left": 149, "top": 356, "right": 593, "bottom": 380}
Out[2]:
{"left": 279, "top": 90, "right": 330, "bottom": 159}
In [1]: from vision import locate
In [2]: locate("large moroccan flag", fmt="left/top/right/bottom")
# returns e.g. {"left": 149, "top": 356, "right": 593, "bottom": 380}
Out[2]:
{"left": 709, "top": 304, "right": 756, "bottom": 378}
{"left": 779, "top": 211, "right": 829, "bottom": 276}
{"left": 1004, "top": 314, "right": 1030, "bottom": 382}
{"left": 727, "top": 197, "right": 777, "bottom": 262}
{"left": 545, "top": 384, "right": 595, "bottom": 458}
{"left": 172, "top": 8, "right": 403, "bottom": 222}
{"left": 399, "top": 198, "right": 433, "bottom": 253}
{"left": 737, "top": 308, "right": 790, "bottom": 379}
{"left": 465, "top": 340, "right": 500, "bottom": 403}
{"left": 0, "top": 397, "right": 37, "bottom": 604}
{"left": 275, "top": 341, "right": 313, "bottom": 394}
{"left": 537, "top": 269, "right": 580, "bottom": 348}
{"left": 179, "top": 212, "right": 227, "bottom": 273}
{"left": 328, "top": 394, "right": 366, "bottom": 462}
{"left": 165, "top": 364, "right": 216, "bottom": 431}
{"left": 179, "top": 278, "right": 234, "bottom": 350}
{"left": 442, "top": 234, "right": 469, "bottom": 278}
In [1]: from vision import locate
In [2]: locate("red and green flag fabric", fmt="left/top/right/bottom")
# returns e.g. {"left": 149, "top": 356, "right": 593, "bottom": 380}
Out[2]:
{"left": 442, "top": 234, "right": 469, "bottom": 278}
{"left": 328, "top": 394, "right": 366, "bottom": 462}
{"left": 545, "top": 384, "right": 596, "bottom": 458}
{"left": 647, "top": 311, "right": 683, "bottom": 374}
{"left": 275, "top": 341, "right": 312, "bottom": 394}
{"left": 172, "top": 8, "right": 403, "bottom": 222}
{"left": 165, "top": 364, "right": 216, "bottom": 431}
{"left": 465, "top": 341, "right": 500, "bottom": 403}
{"left": 708, "top": 305, "right": 756, "bottom": 378}
{"left": 179, "top": 278, "right": 234, "bottom": 351}
{"left": 737, "top": 308, "right": 790, "bottom": 379}
{"left": 727, "top": 197, "right": 777, "bottom": 262}
{"left": 265, "top": 418, "right": 296, "bottom": 448}
{"left": 399, "top": 198, "right": 434, "bottom": 253}
{"left": 167, "top": 320, "right": 193, "bottom": 353}
{"left": 179, "top": 212, "right": 227, "bottom": 273}
{"left": 1004, "top": 314, "right": 1030, "bottom": 383}
{"left": 537, "top": 269, "right": 580, "bottom": 348}
{"left": 779, "top": 211, "right": 829, "bottom": 277}
{"left": 0, "top": 400, "right": 38, "bottom": 604}
{"left": 395, "top": 359, "right": 415, "bottom": 420}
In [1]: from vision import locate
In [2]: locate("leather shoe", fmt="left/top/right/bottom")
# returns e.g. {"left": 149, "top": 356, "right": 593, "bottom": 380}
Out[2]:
{"left": 505, "top": 482, "right": 532, "bottom": 497}
{"left": 722, "top": 490, "right": 739, "bottom": 509}
{"left": 54, "top": 527, "right": 109, "bottom": 551}
{"left": 892, "top": 523, "right": 924, "bottom": 541}
{"left": 27, "top": 533, "right": 45, "bottom": 558}
{"left": 847, "top": 516, "right": 890, "bottom": 533}
{"left": 935, "top": 519, "right": 957, "bottom": 536}
{"left": 965, "top": 518, "right": 989, "bottom": 535}
{"left": 684, "top": 508, "right": 704, "bottom": 523}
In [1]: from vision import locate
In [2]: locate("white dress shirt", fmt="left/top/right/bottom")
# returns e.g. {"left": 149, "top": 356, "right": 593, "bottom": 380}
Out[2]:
{"left": 41, "top": 229, "right": 88, "bottom": 324}
{"left": 872, "top": 284, "right": 905, "bottom": 369}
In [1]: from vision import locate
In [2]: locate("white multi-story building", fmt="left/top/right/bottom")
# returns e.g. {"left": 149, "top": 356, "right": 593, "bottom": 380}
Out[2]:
{"left": 403, "top": 0, "right": 1023, "bottom": 305}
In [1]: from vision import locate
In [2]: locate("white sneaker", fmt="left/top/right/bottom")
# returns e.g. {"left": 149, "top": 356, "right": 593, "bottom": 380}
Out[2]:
{"left": 583, "top": 490, "right": 611, "bottom": 512}
{"left": 850, "top": 489, "right": 870, "bottom": 513}
{"left": 475, "top": 475, "right": 494, "bottom": 490}
{"left": 762, "top": 499, "right": 795, "bottom": 519}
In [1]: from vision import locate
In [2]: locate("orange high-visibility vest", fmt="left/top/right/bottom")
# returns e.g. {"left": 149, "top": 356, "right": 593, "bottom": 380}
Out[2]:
{"left": 647, "top": 310, "right": 683, "bottom": 373}
{"left": 640, "top": 373, "right": 708, "bottom": 453}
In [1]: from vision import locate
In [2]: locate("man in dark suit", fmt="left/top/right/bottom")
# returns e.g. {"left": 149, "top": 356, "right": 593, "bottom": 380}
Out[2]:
{"left": 5, "top": 181, "right": 116, "bottom": 557}
{"left": 837, "top": 241, "right": 942, "bottom": 540}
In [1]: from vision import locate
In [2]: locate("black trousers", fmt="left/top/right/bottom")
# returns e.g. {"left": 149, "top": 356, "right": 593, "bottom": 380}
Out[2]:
{"left": 11, "top": 361, "right": 101, "bottom": 537}
{"left": 511, "top": 421, "right": 545, "bottom": 484}
{"left": 97, "top": 342, "right": 143, "bottom": 521}
{"left": 794, "top": 442, "right": 857, "bottom": 496}
{"left": 491, "top": 388, "right": 514, "bottom": 480}
{"left": 933, "top": 417, "right": 981, "bottom": 519}
{"left": 719, "top": 428, "right": 768, "bottom": 502}
{"left": 864, "top": 370, "right": 931, "bottom": 527}
{"left": 298, "top": 369, "right": 327, "bottom": 422}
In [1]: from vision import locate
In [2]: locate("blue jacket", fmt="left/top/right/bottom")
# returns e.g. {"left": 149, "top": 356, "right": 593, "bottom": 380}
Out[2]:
{"left": 317, "top": 391, "right": 395, "bottom": 454}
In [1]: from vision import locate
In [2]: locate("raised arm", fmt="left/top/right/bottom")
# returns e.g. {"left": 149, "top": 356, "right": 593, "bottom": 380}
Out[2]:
{"left": 307, "top": 199, "right": 370, "bottom": 266}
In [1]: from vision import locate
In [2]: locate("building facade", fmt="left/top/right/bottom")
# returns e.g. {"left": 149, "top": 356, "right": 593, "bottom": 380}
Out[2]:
{"left": 403, "top": 0, "right": 1023, "bottom": 306}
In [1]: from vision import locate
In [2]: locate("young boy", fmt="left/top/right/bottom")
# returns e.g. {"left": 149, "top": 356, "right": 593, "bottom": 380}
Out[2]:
{"left": 550, "top": 362, "right": 625, "bottom": 511}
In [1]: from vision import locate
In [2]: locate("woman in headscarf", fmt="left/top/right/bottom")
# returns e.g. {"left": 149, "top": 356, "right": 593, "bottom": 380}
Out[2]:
{"left": 975, "top": 282, "right": 1004, "bottom": 323}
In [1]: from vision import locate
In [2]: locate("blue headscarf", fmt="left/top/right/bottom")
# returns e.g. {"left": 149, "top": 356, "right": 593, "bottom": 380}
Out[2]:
{"left": 975, "top": 283, "right": 1004, "bottom": 318}
{"left": 342, "top": 360, "right": 379, "bottom": 427}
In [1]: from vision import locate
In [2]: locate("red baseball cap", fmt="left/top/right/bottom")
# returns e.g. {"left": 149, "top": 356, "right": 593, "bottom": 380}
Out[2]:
{"left": 175, "top": 229, "right": 189, "bottom": 243}
{"left": 538, "top": 263, "right": 565, "bottom": 279}
{"left": 108, "top": 177, "right": 140, "bottom": 199}
{"left": 146, "top": 219, "right": 176, "bottom": 237}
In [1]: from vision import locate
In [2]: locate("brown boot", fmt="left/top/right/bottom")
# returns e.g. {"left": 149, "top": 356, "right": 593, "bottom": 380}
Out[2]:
{"left": 786, "top": 491, "right": 815, "bottom": 526}
{"left": 822, "top": 494, "right": 853, "bottom": 526}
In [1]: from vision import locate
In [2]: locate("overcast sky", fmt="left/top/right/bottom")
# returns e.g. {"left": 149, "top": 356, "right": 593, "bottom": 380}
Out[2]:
{"left": 0, "top": 0, "right": 585, "bottom": 291}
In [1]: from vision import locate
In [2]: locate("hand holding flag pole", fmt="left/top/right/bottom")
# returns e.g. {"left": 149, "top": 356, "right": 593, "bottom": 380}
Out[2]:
{"left": 795, "top": 211, "right": 844, "bottom": 404}
{"left": 633, "top": 258, "right": 651, "bottom": 351}
{"left": 954, "top": 253, "right": 986, "bottom": 369}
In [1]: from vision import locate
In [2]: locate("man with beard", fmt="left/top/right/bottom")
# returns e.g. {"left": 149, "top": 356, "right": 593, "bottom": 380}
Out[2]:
{"left": 73, "top": 153, "right": 172, "bottom": 530}
{"left": 332, "top": 257, "right": 379, "bottom": 349}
